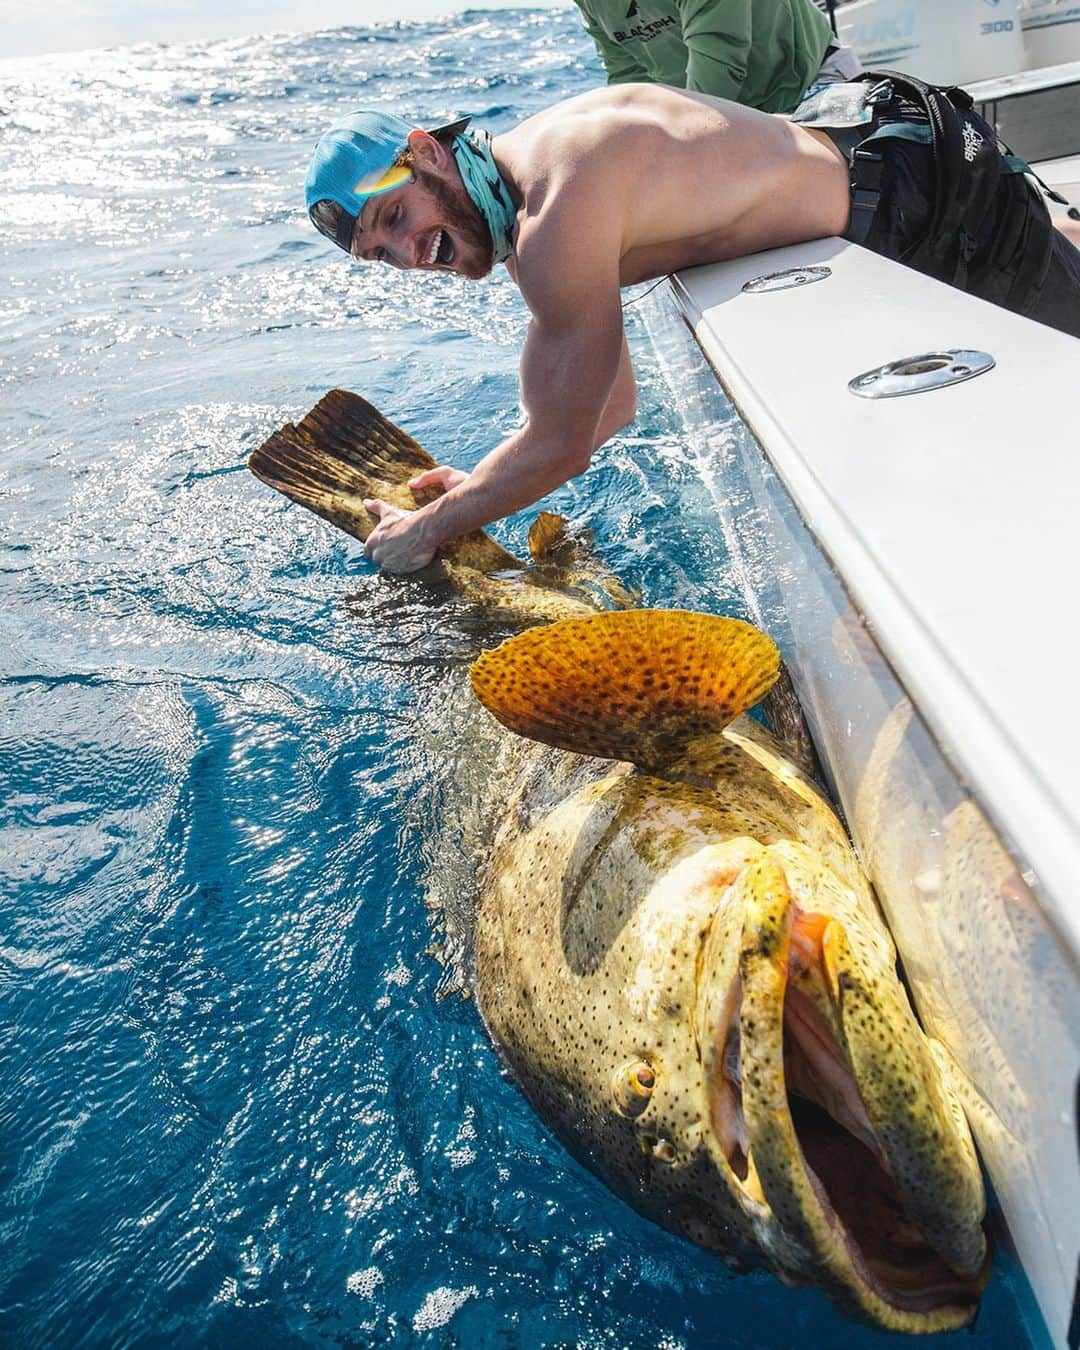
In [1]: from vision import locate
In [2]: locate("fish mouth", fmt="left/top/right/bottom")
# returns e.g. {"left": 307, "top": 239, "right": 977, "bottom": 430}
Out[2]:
{"left": 699, "top": 851, "right": 988, "bottom": 1332}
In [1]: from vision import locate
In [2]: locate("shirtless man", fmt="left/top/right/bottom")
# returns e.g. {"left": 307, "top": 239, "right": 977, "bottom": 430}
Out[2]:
{"left": 304, "top": 83, "right": 1080, "bottom": 572}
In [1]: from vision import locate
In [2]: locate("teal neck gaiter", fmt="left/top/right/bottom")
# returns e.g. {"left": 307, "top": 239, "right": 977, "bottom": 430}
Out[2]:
{"left": 450, "top": 128, "right": 517, "bottom": 264}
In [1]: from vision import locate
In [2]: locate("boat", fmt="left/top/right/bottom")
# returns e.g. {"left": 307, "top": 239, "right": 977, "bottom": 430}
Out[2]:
{"left": 832, "top": 0, "right": 1080, "bottom": 226}
{"left": 639, "top": 3, "right": 1080, "bottom": 1341}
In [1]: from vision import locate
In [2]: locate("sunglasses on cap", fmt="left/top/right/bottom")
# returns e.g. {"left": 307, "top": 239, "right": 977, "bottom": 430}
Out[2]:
{"left": 306, "top": 115, "right": 471, "bottom": 254}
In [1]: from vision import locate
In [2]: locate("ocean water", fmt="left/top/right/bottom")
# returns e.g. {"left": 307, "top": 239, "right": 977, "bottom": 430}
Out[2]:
{"left": 0, "top": 11, "right": 1041, "bottom": 1348}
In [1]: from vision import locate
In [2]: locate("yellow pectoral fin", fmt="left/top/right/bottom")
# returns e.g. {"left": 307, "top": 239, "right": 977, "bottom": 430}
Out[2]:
{"left": 470, "top": 609, "right": 780, "bottom": 765}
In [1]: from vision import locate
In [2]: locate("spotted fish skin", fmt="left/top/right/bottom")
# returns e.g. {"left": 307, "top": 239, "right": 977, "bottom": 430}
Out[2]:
{"left": 248, "top": 398, "right": 988, "bottom": 1333}
{"left": 471, "top": 612, "right": 989, "bottom": 1334}
{"left": 477, "top": 753, "right": 785, "bottom": 1262}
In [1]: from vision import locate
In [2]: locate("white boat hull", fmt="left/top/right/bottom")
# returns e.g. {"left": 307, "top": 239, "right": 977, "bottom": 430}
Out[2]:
{"left": 647, "top": 240, "right": 1080, "bottom": 1345}
{"left": 1021, "top": 0, "right": 1080, "bottom": 69}
{"left": 838, "top": 0, "right": 1027, "bottom": 84}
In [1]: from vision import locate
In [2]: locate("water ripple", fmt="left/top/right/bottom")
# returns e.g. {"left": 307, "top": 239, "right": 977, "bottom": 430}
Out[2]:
{"left": 0, "top": 12, "right": 1035, "bottom": 1350}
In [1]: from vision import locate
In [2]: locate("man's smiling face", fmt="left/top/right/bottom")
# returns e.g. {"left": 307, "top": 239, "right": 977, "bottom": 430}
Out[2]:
{"left": 351, "top": 130, "right": 494, "bottom": 279}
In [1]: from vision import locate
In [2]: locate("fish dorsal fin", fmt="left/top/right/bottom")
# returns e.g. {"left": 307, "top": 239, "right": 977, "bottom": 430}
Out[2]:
{"left": 527, "top": 511, "right": 574, "bottom": 567}
{"left": 470, "top": 610, "right": 780, "bottom": 769}
{"left": 249, "top": 388, "right": 521, "bottom": 573}
{"left": 527, "top": 512, "right": 639, "bottom": 611}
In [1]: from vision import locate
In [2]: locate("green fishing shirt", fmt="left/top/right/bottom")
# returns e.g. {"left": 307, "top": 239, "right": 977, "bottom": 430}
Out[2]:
{"left": 575, "top": 0, "right": 834, "bottom": 113}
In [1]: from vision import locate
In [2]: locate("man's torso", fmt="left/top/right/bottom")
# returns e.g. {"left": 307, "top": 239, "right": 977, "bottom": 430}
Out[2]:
{"left": 494, "top": 84, "right": 850, "bottom": 292}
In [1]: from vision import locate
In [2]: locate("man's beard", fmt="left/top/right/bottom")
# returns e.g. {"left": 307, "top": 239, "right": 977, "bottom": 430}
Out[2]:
{"left": 417, "top": 162, "right": 494, "bottom": 278}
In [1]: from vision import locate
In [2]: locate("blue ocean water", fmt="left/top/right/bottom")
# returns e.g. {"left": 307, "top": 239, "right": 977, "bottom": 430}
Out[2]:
{"left": 0, "top": 11, "right": 1041, "bottom": 1348}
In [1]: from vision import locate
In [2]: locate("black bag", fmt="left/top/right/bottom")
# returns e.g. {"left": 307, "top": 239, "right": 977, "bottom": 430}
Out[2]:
{"left": 848, "top": 70, "right": 1057, "bottom": 317}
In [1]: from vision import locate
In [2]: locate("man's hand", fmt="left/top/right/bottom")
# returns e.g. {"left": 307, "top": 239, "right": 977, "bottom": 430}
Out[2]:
{"left": 364, "top": 465, "right": 470, "bottom": 572}
{"left": 363, "top": 500, "right": 438, "bottom": 573}
{"left": 408, "top": 466, "right": 469, "bottom": 493}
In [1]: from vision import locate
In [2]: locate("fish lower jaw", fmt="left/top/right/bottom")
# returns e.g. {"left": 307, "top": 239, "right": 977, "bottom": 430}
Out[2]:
{"left": 781, "top": 1096, "right": 988, "bottom": 1328}
{"left": 701, "top": 878, "right": 987, "bottom": 1333}
{"left": 713, "top": 1033, "right": 988, "bottom": 1331}
{"left": 708, "top": 1022, "right": 984, "bottom": 1330}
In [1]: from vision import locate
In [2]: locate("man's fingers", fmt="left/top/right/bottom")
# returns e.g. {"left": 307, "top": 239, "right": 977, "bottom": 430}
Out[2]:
{"left": 407, "top": 469, "right": 449, "bottom": 490}
{"left": 363, "top": 500, "right": 388, "bottom": 558}
{"left": 408, "top": 466, "right": 467, "bottom": 492}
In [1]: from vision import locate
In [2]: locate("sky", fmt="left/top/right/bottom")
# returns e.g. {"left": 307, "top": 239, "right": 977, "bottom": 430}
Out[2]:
{"left": 1, "top": 0, "right": 565, "bottom": 61}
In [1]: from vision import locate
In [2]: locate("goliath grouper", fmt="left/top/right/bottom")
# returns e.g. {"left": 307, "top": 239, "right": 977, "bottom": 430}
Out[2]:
{"left": 249, "top": 390, "right": 988, "bottom": 1334}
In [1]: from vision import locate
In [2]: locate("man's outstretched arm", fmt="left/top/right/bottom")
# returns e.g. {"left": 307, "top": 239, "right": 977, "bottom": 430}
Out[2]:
{"left": 407, "top": 330, "right": 634, "bottom": 498}
{"left": 364, "top": 285, "right": 632, "bottom": 571}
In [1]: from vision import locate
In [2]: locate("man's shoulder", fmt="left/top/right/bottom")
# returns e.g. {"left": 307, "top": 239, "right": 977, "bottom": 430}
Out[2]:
{"left": 513, "top": 89, "right": 651, "bottom": 166}
{"left": 506, "top": 88, "right": 669, "bottom": 243}
{"left": 513, "top": 175, "right": 625, "bottom": 312}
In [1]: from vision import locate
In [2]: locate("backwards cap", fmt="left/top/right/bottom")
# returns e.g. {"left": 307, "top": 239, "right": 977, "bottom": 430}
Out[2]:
{"left": 305, "top": 110, "right": 471, "bottom": 253}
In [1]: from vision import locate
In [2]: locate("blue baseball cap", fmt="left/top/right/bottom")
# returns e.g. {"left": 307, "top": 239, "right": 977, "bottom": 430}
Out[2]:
{"left": 305, "top": 110, "right": 471, "bottom": 253}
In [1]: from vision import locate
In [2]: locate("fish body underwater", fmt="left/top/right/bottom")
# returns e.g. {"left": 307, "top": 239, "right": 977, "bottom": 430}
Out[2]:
{"left": 250, "top": 390, "right": 989, "bottom": 1334}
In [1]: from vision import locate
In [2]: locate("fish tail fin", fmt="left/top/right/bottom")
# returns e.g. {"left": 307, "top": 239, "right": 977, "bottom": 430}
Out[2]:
{"left": 470, "top": 609, "right": 780, "bottom": 769}
{"left": 249, "top": 389, "right": 522, "bottom": 573}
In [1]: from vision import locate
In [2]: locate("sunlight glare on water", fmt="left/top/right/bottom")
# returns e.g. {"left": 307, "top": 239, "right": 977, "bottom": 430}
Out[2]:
{"left": 0, "top": 12, "right": 1039, "bottom": 1348}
